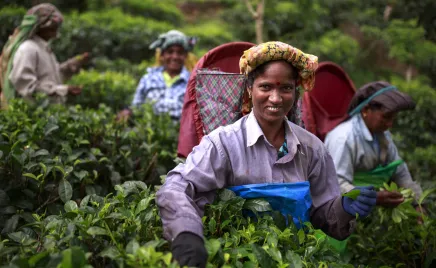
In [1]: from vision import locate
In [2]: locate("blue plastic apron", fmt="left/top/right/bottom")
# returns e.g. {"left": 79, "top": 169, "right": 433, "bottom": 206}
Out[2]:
{"left": 228, "top": 181, "right": 312, "bottom": 229}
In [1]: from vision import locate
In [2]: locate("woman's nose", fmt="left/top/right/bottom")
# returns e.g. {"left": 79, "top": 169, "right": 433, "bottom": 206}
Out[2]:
{"left": 269, "top": 90, "right": 282, "bottom": 103}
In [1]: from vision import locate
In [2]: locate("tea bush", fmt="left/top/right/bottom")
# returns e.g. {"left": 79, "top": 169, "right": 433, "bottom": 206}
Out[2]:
{"left": 67, "top": 70, "right": 137, "bottom": 111}
{"left": 0, "top": 98, "right": 178, "bottom": 237}
{"left": 0, "top": 6, "right": 172, "bottom": 63}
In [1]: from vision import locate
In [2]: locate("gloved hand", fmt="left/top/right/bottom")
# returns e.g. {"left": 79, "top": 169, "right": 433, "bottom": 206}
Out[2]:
{"left": 171, "top": 232, "right": 208, "bottom": 268}
{"left": 342, "top": 186, "right": 377, "bottom": 218}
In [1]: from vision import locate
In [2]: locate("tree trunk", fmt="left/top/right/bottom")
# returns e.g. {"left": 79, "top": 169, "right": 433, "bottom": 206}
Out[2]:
{"left": 243, "top": 0, "right": 265, "bottom": 44}
{"left": 406, "top": 64, "right": 413, "bottom": 82}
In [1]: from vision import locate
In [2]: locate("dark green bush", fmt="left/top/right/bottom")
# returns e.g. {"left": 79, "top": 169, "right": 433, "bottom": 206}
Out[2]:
{"left": 67, "top": 70, "right": 137, "bottom": 111}
{"left": 0, "top": 98, "right": 178, "bottom": 236}
{"left": 0, "top": 6, "right": 26, "bottom": 50}
{"left": 53, "top": 8, "right": 172, "bottom": 63}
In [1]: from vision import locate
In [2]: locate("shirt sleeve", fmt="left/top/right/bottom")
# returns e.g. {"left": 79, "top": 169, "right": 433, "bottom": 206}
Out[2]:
{"left": 308, "top": 146, "right": 356, "bottom": 240}
{"left": 156, "top": 135, "right": 230, "bottom": 241}
{"left": 59, "top": 56, "right": 81, "bottom": 81}
{"left": 324, "top": 135, "right": 355, "bottom": 193}
{"left": 386, "top": 133, "right": 423, "bottom": 199}
{"left": 131, "top": 75, "right": 148, "bottom": 106}
{"left": 9, "top": 45, "right": 68, "bottom": 98}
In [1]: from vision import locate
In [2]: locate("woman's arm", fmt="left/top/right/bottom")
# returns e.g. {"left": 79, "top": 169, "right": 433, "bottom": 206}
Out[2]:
{"left": 156, "top": 135, "right": 230, "bottom": 241}
{"left": 386, "top": 133, "right": 423, "bottom": 199}
{"left": 309, "top": 146, "right": 356, "bottom": 240}
{"left": 325, "top": 136, "right": 356, "bottom": 193}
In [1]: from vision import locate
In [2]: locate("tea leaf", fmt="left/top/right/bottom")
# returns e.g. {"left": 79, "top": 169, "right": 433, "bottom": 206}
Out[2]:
{"left": 99, "top": 246, "right": 120, "bottom": 260}
{"left": 0, "top": 190, "right": 10, "bottom": 206}
{"left": 252, "top": 244, "right": 276, "bottom": 268}
{"left": 2, "top": 214, "right": 20, "bottom": 234}
{"left": 34, "top": 149, "right": 49, "bottom": 157}
{"left": 61, "top": 247, "right": 87, "bottom": 268}
{"left": 297, "top": 229, "right": 306, "bottom": 245}
{"left": 205, "top": 238, "right": 221, "bottom": 260}
{"left": 342, "top": 189, "right": 361, "bottom": 200}
{"left": 418, "top": 188, "right": 436, "bottom": 205}
{"left": 59, "top": 179, "right": 73, "bottom": 203}
{"left": 219, "top": 189, "right": 236, "bottom": 201}
{"left": 243, "top": 199, "right": 272, "bottom": 213}
{"left": 87, "top": 227, "right": 108, "bottom": 236}
{"left": 64, "top": 200, "right": 78, "bottom": 212}
{"left": 23, "top": 173, "right": 37, "bottom": 180}
{"left": 285, "top": 250, "right": 302, "bottom": 268}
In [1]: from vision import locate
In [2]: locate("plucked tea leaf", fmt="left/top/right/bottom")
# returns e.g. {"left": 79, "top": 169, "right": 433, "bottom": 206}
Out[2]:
{"left": 251, "top": 244, "right": 276, "bottom": 268}
{"left": 219, "top": 189, "right": 236, "bottom": 201}
{"left": 243, "top": 199, "right": 272, "bottom": 213}
{"left": 342, "top": 189, "right": 361, "bottom": 200}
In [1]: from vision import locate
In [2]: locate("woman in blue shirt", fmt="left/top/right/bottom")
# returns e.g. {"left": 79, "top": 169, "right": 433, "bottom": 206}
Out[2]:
{"left": 118, "top": 30, "right": 196, "bottom": 121}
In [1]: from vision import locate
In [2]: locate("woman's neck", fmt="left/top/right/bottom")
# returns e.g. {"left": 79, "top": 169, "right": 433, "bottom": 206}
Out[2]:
{"left": 258, "top": 119, "right": 285, "bottom": 150}
{"left": 165, "top": 69, "right": 182, "bottom": 78}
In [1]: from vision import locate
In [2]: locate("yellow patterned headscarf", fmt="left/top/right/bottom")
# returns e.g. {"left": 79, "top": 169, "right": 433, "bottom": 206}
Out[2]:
{"left": 239, "top": 41, "right": 318, "bottom": 91}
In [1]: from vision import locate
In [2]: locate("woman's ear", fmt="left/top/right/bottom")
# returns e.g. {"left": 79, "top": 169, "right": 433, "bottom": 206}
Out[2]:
{"left": 361, "top": 106, "right": 370, "bottom": 118}
{"left": 247, "top": 87, "right": 253, "bottom": 98}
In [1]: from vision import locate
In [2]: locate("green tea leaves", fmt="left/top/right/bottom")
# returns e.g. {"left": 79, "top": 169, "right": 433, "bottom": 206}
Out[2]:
{"left": 342, "top": 189, "right": 361, "bottom": 200}
{"left": 59, "top": 179, "right": 73, "bottom": 203}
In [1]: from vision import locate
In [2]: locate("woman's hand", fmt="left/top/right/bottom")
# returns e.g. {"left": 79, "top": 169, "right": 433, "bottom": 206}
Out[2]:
{"left": 376, "top": 190, "right": 404, "bottom": 207}
{"left": 342, "top": 186, "right": 377, "bottom": 218}
{"left": 116, "top": 109, "right": 132, "bottom": 122}
{"left": 68, "top": 85, "right": 83, "bottom": 95}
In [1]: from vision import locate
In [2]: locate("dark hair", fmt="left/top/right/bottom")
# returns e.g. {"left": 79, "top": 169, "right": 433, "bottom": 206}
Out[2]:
{"left": 244, "top": 60, "right": 301, "bottom": 123}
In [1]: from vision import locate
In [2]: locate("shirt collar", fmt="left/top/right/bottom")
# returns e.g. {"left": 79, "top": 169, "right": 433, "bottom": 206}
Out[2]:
{"left": 179, "top": 67, "right": 190, "bottom": 82}
{"left": 245, "top": 111, "right": 299, "bottom": 150}
{"left": 246, "top": 112, "right": 264, "bottom": 147}
{"left": 355, "top": 114, "right": 373, "bottom": 141}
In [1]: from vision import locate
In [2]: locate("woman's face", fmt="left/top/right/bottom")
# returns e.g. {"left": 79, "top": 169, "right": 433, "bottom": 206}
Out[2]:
{"left": 249, "top": 61, "right": 297, "bottom": 126}
{"left": 161, "top": 45, "right": 187, "bottom": 75}
{"left": 362, "top": 107, "right": 397, "bottom": 133}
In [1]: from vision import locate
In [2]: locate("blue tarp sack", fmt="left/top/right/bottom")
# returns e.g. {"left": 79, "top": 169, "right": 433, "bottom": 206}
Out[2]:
{"left": 228, "top": 181, "right": 312, "bottom": 229}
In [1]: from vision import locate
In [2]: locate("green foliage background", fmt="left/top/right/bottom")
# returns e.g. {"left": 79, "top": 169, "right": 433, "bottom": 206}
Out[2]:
{"left": 1, "top": 0, "right": 436, "bottom": 267}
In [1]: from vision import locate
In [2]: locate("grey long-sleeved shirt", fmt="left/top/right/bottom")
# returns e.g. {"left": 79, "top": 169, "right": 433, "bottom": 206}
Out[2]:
{"left": 324, "top": 114, "right": 422, "bottom": 199}
{"left": 156, "top": 112, "right": 355, "bottom": 241}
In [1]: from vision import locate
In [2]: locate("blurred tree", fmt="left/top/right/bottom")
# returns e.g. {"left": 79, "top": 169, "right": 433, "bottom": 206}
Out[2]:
{"left": 242, "top": 0, "right": 265, "bottom": 43}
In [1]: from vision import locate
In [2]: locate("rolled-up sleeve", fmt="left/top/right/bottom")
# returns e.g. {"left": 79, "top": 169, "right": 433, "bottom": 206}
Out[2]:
{"left": 308, "top": 146, "right": 355, "bottom": 240}
{"left": 10, "top": 45, "right": 68, "bottom": 98}
{"left": 386, "top": 134, "right": 422, "bottom": 199}
{"left": 156, "top": 135, "right": 230, "bottom": 241}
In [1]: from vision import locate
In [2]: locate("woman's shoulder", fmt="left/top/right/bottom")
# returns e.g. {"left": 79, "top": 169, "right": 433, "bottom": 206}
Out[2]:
{"left": 324, "top": 118, "right": 355, "bottom": 143}
{"left": 205, "top": 115, "right": 249, "bottom": 144}
{"left": 16, "top": 39, "right": 39, "bottom": 54}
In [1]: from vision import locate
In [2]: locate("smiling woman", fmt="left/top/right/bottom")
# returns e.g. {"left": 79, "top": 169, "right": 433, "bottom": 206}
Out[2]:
{"left": 117, "top": 30, "right": 197, "bottom": 121}
{"left": 156, "top": 41, "right": 377, "bottom": 268}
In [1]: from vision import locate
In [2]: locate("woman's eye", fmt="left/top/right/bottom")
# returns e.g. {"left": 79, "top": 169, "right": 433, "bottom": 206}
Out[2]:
{"left": 260, "top": 84, "right": 271, "bottom": 90}
{"left": 282, "top": 86, "right": 294, "bottom": 92}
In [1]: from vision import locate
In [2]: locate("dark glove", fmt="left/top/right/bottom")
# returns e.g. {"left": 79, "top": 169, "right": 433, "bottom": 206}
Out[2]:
{"left": 342, "top": 186, "right": 377, "bottom": 218}
{"left": 171, "top": 232, "right": 208, "bottom": 268}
